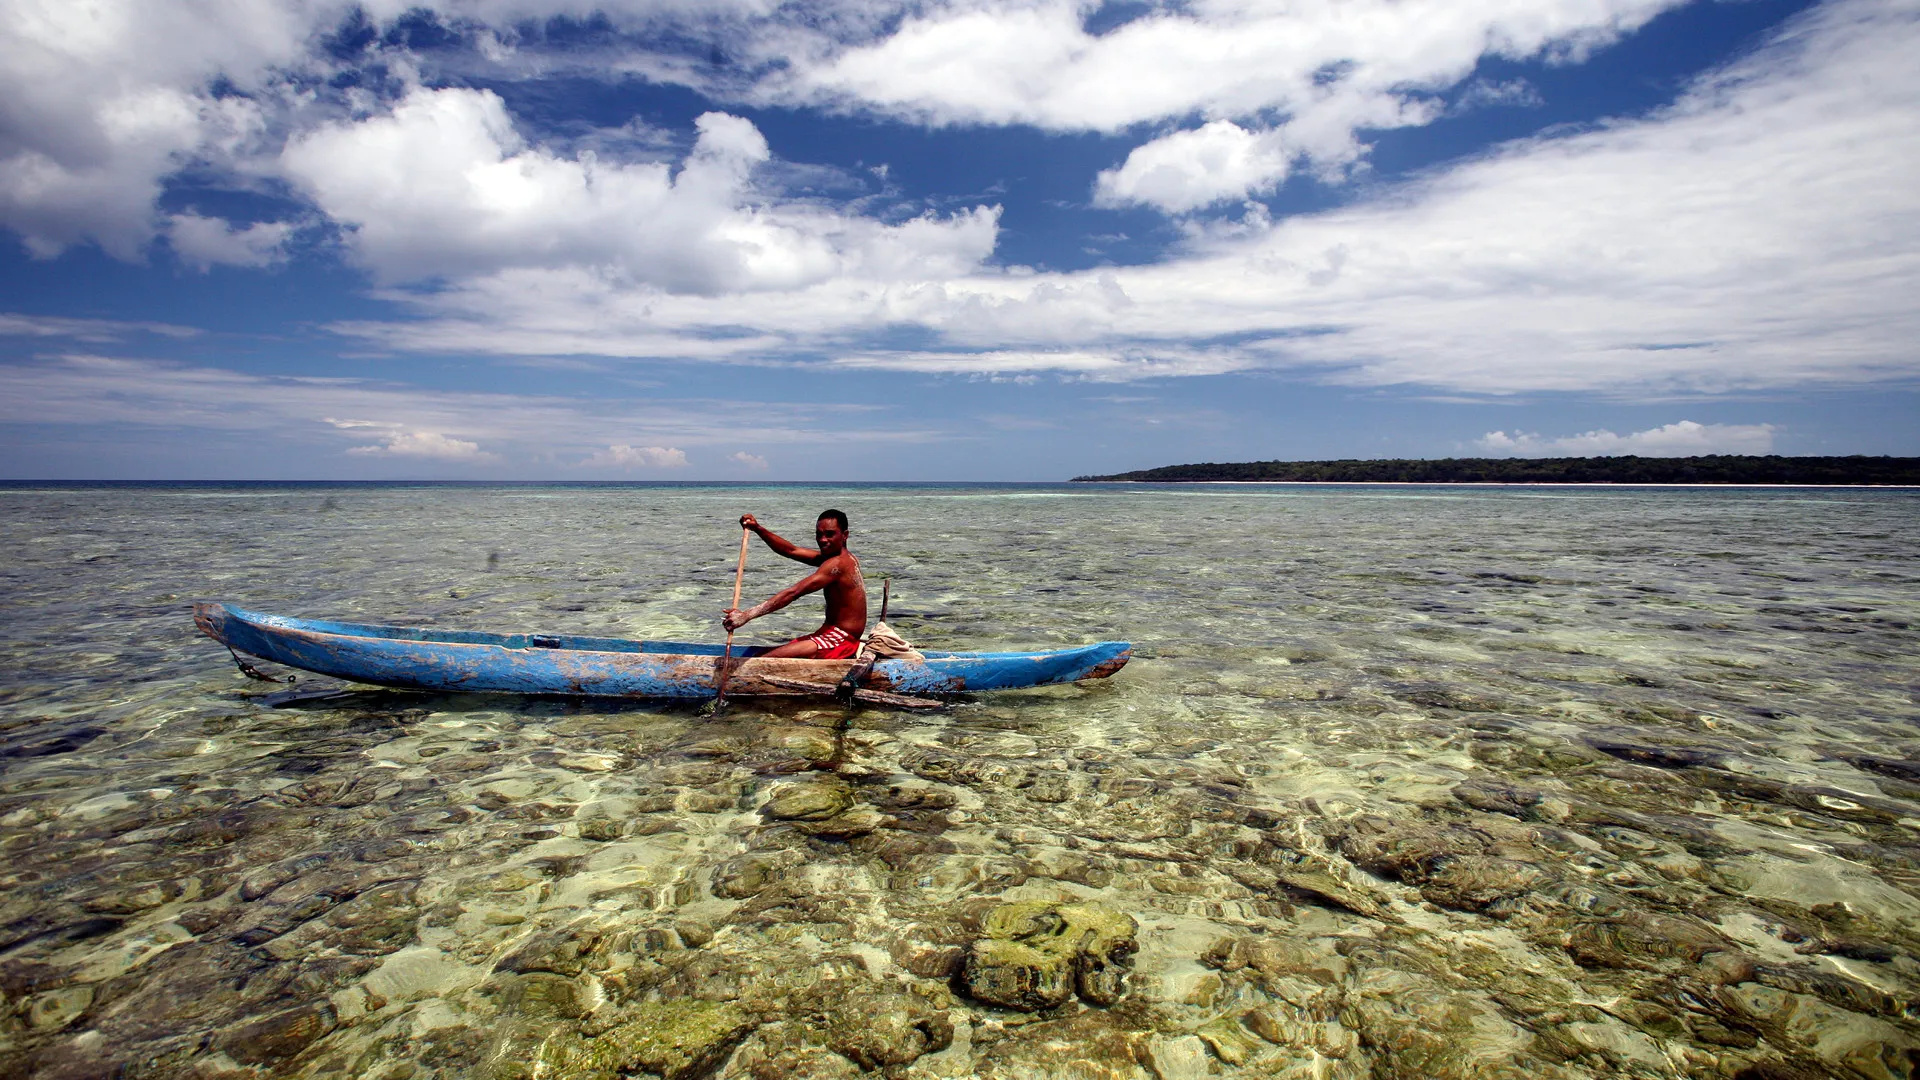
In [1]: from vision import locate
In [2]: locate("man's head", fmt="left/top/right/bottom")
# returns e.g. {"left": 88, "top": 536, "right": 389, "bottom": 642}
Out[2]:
{"left": 815, "top": 509, "right": 849, "bottom": 554}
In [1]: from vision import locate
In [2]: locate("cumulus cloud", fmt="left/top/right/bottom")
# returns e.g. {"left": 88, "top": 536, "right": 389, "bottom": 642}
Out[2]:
{"left": 346, "top": 430, "right": 496, "bottom": 460}
{"left": 754, "top": 0, "right": 1665, "bottom": 197}
{"left": 757, "top": 0, "right": 1677, "bottom": 133}
{"left": 278, "top": 89, "right": 998, "bottom": 292}
{"left": 730, "top": 450, "right": 769, "bottom": 470}
{"left": 1, "top": 0, "right": 1689, "bottom": 265}
{"left": 1477, "top": 421, "right": 1777, "bottom": 457}
{"left": 4, "top": 0, "right": 1917, "bottom": 406}
{"left": 0, "top": 0, "right": 307, "bottom": 258}
{"left": 582, "top": 444, "right": 689, "bottom": 468}
{"left": 1093, "top": 121, "right": 1293, "bottom": 214}
{"left": 167, "top": 214, "right": 293, "bottom": 271}
{"left": 291, "top": 0, "right": 1915, "bottom": 399}
{"left": 1, "top": 1, "right": 1001, "bottom": 278}
{"left": 648, "top": 0, "right": 1920, "bottom": 395}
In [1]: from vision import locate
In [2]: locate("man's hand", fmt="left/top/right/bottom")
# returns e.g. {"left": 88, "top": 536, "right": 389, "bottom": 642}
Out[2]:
{"left": 739, "top": 513, "right": 759, "bottom": 532}
{"left": 723, "top": 607, "right": 750, "bottom": 632}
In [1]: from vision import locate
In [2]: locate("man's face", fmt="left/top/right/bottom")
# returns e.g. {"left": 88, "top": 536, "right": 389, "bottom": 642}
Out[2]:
{"left": 815, "top": 517, "right": 846, "bottom": 554}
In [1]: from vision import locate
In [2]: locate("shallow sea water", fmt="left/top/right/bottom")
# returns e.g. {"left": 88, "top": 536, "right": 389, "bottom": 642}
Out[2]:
{"left": 2, "top": 482, "right": 1918, "bottom": 1079}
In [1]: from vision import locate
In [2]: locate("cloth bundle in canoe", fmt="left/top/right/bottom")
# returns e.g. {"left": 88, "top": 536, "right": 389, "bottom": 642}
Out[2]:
{"left": 859, "top": 620, "right": 923, "bottom": 661}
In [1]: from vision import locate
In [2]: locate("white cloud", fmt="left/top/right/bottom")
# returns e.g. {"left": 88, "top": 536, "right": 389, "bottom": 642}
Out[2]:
{"left": 826, "top": 345, "right": 1261, "bottom": 379}
{"left": 757, "top": 0, "right": 1678, "bottom": 132}
{"left": 167, "top": 213, "right": 293, "bottom": 270}
{"left": 3, "top": 0, "right": 1916, "bottom": 406}
{"left": 300, "top": 0, "right": 1919, "bottom": 399}
{"left": 730, "top": 450, "right": 769, "bottom": 470}
{"left": 583, "top": 443, "right": 689, "bottom": 468}
{"left": 279, "top": 88, "right": 998, "bottom": 292}
{"left": 0, "top": 312, "right": 199, "bottom": 341}
{"left": 347, "top": 430, "right": 496, "bottom": 461}
{"left": 1477, "top": 421, "right": 1777, "bottom": 457}
{"left": 755, "top": 0, "right": 1673, "bottom": 194}
{"left": 0, "top": 0, "right": 1687, "bottom": 263}
{"left": 0, "top": 354, "right": 946, "bottom": 464}
{"left": 0, "top": 0, "right": 310, "bottom": 258}
{"left": 1094, "top": 121, "right": 1292, "bottom": 214}
{"left": 1452, "top": 78, "right": 1546, "bottom": 113}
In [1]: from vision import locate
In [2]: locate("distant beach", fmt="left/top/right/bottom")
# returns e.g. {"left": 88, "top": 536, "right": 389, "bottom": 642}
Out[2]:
{"left": 1076, "top": 454, "right": 1920, "bottom": 485}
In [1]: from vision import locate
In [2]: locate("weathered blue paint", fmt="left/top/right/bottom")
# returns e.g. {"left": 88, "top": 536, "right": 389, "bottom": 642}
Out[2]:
{"left": 194, "top": 603, "right": 1130, "bottom": 699}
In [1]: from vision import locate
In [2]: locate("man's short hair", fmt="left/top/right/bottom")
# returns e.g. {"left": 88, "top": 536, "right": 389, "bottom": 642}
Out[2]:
{"left": 818, "top": 509, "right": 849, "bottom": 531}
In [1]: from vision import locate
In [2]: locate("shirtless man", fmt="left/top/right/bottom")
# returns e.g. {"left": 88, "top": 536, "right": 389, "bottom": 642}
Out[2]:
{"left": 722, "top": 510, "right": 868, "bottom": 659}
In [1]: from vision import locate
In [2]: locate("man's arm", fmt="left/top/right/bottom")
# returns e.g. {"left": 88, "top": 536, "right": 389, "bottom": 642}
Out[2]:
{"left": 724, "top": 563, "right": 837, "bottom": 631}
{"left": 739, "top": 514, "right": 821, "bottom": 565}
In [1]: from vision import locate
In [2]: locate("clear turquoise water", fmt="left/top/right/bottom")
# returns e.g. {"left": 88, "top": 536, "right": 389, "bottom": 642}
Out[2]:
{"left": 2, "top": 483, "right": 1916, "bottom": 1078}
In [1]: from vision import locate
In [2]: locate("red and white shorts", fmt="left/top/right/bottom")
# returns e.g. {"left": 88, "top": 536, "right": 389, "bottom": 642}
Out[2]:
{"left": 791, "top": 624, "right": 860, "bottom": 659}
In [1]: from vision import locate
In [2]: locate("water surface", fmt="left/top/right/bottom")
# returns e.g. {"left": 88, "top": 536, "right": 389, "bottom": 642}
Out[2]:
{"left": 2, "top": 483, "right": 1917, "bottom": 1078}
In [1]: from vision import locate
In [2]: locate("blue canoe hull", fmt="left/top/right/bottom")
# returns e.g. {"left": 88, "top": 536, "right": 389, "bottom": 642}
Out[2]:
{"left": 194, "top": 603, "right": 1130, "bottom": 699}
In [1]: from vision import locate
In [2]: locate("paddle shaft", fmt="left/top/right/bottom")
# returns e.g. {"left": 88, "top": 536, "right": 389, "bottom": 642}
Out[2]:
{"left": 716, "top": 526, "right": 750, "bottom": 701}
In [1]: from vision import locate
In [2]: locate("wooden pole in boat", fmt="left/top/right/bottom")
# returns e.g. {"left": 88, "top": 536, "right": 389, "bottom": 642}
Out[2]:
{"left": 715, "top": 526, "right": 750, "bottom": 706}
{"left": 835, "top": 576, "right": 888, "bottom": 707}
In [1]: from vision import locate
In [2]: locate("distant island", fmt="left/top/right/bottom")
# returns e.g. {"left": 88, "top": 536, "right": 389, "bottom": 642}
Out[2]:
{"left": 1073, "top": 455, "right": 1920, "bottom": 485}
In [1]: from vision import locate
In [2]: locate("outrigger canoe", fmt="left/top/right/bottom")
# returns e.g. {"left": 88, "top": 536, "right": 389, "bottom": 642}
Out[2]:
{"left": 194, "top": 603, "right": 1130, "bottom": 701}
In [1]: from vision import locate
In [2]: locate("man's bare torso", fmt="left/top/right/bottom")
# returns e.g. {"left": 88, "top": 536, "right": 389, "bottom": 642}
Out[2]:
{"left": 819, "top": 550, "right": 867, "bottom": 638}
{"left": 721, "top": 513, "right": 869, "bottom": 656}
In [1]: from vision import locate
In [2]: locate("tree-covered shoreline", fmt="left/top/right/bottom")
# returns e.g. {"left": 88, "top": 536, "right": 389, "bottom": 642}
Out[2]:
{"left": 1073, "top": 455, "right": 1920, "bottom": 485}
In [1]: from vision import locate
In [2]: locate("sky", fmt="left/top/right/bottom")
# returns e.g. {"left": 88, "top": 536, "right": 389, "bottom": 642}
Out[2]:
{"left": 1, "top": 0, "right": 1916, "bottom": 480}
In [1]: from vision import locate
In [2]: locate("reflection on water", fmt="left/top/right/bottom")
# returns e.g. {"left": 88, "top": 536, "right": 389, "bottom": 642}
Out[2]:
{"left": 2, "top": 482, "right": 1917, "bottom": 1079}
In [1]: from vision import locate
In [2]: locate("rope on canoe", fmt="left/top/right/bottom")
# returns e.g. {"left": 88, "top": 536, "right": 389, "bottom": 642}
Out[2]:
{"left": 226, "top": 645, "right": 292, "bottom": 684}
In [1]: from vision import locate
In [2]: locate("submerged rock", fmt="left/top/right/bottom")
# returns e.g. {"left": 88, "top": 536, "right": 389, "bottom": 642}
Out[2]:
{"left": 1194, "top": 1015, "right": 1262, "bottom": 1065}
{"left": 1144, "top": 1033, "right": 1213, "bottom": 1079}
{"left": 544, "top": 999, "right": 757, "bottom": 1080}
{"left": 711, "top": 849, "right": 804, "bottom": 899}
{"left": 1564, "top": 912, "right": 1734, "bottom": 971}
{"left": 578, "top": 817, "right": 625, "bottom": 842}
{"left": 964, "top": 938, "right": 1076, "bottom": 1011}
{"left": 961, "top": 900, "right": 1138, "bottom": 1011}
{"left": 794, "top": 806, "right": 886, "bottom": 839}
{"left": 762, "top": 779, "right": 854, "bottom": 822}
{"left": 1343, "top": 967, "right": 1534, "bottom": 1080}
{"left": 495, "top": 922, "right": 606, "bottom": 977}
{"left": 23, "top": 985, "right": 93, "bottom": 1032}
{"left": 823, "top": 986, "right": 954, "bottom": 1070}
{"left": 1271, "top": 865, "right": 1398, "bottom": 922}
{"left": 498, "top": 971, "right": 590, "bottom": 1020}
{"left": 973, "top": 1008, "right": 1150, "bottom": 1080}
{"left": 1452, "top": 780, "right": 1545, "bottom": 818}
{"left": 1418, "top": 855, "right": 1543, "bottom": 914}
{"left": 1332, "top": 815, "right": 1490, "bottom": 884}
{"left": 220, "top": 1001, "right": 338, "bottom": 1065}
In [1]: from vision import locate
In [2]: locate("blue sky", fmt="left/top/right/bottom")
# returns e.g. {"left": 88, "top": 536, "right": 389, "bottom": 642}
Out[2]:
{"left": 2, "top": 0, "right": 1915, "bottom": 480}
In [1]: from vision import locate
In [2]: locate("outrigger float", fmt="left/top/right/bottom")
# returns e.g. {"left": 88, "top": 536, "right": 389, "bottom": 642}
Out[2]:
{"left": 194, "top": 603, "right": 1130, "bottom": 707}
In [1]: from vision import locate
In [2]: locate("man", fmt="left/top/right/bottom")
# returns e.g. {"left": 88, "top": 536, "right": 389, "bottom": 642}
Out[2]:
{"left": 722, "top": 510, "right": 868, "bottom": 659}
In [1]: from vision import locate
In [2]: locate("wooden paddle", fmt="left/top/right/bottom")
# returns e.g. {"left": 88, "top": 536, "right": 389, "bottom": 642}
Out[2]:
{"left": 712, "top": 525, "right": 751, "bottom": 708}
